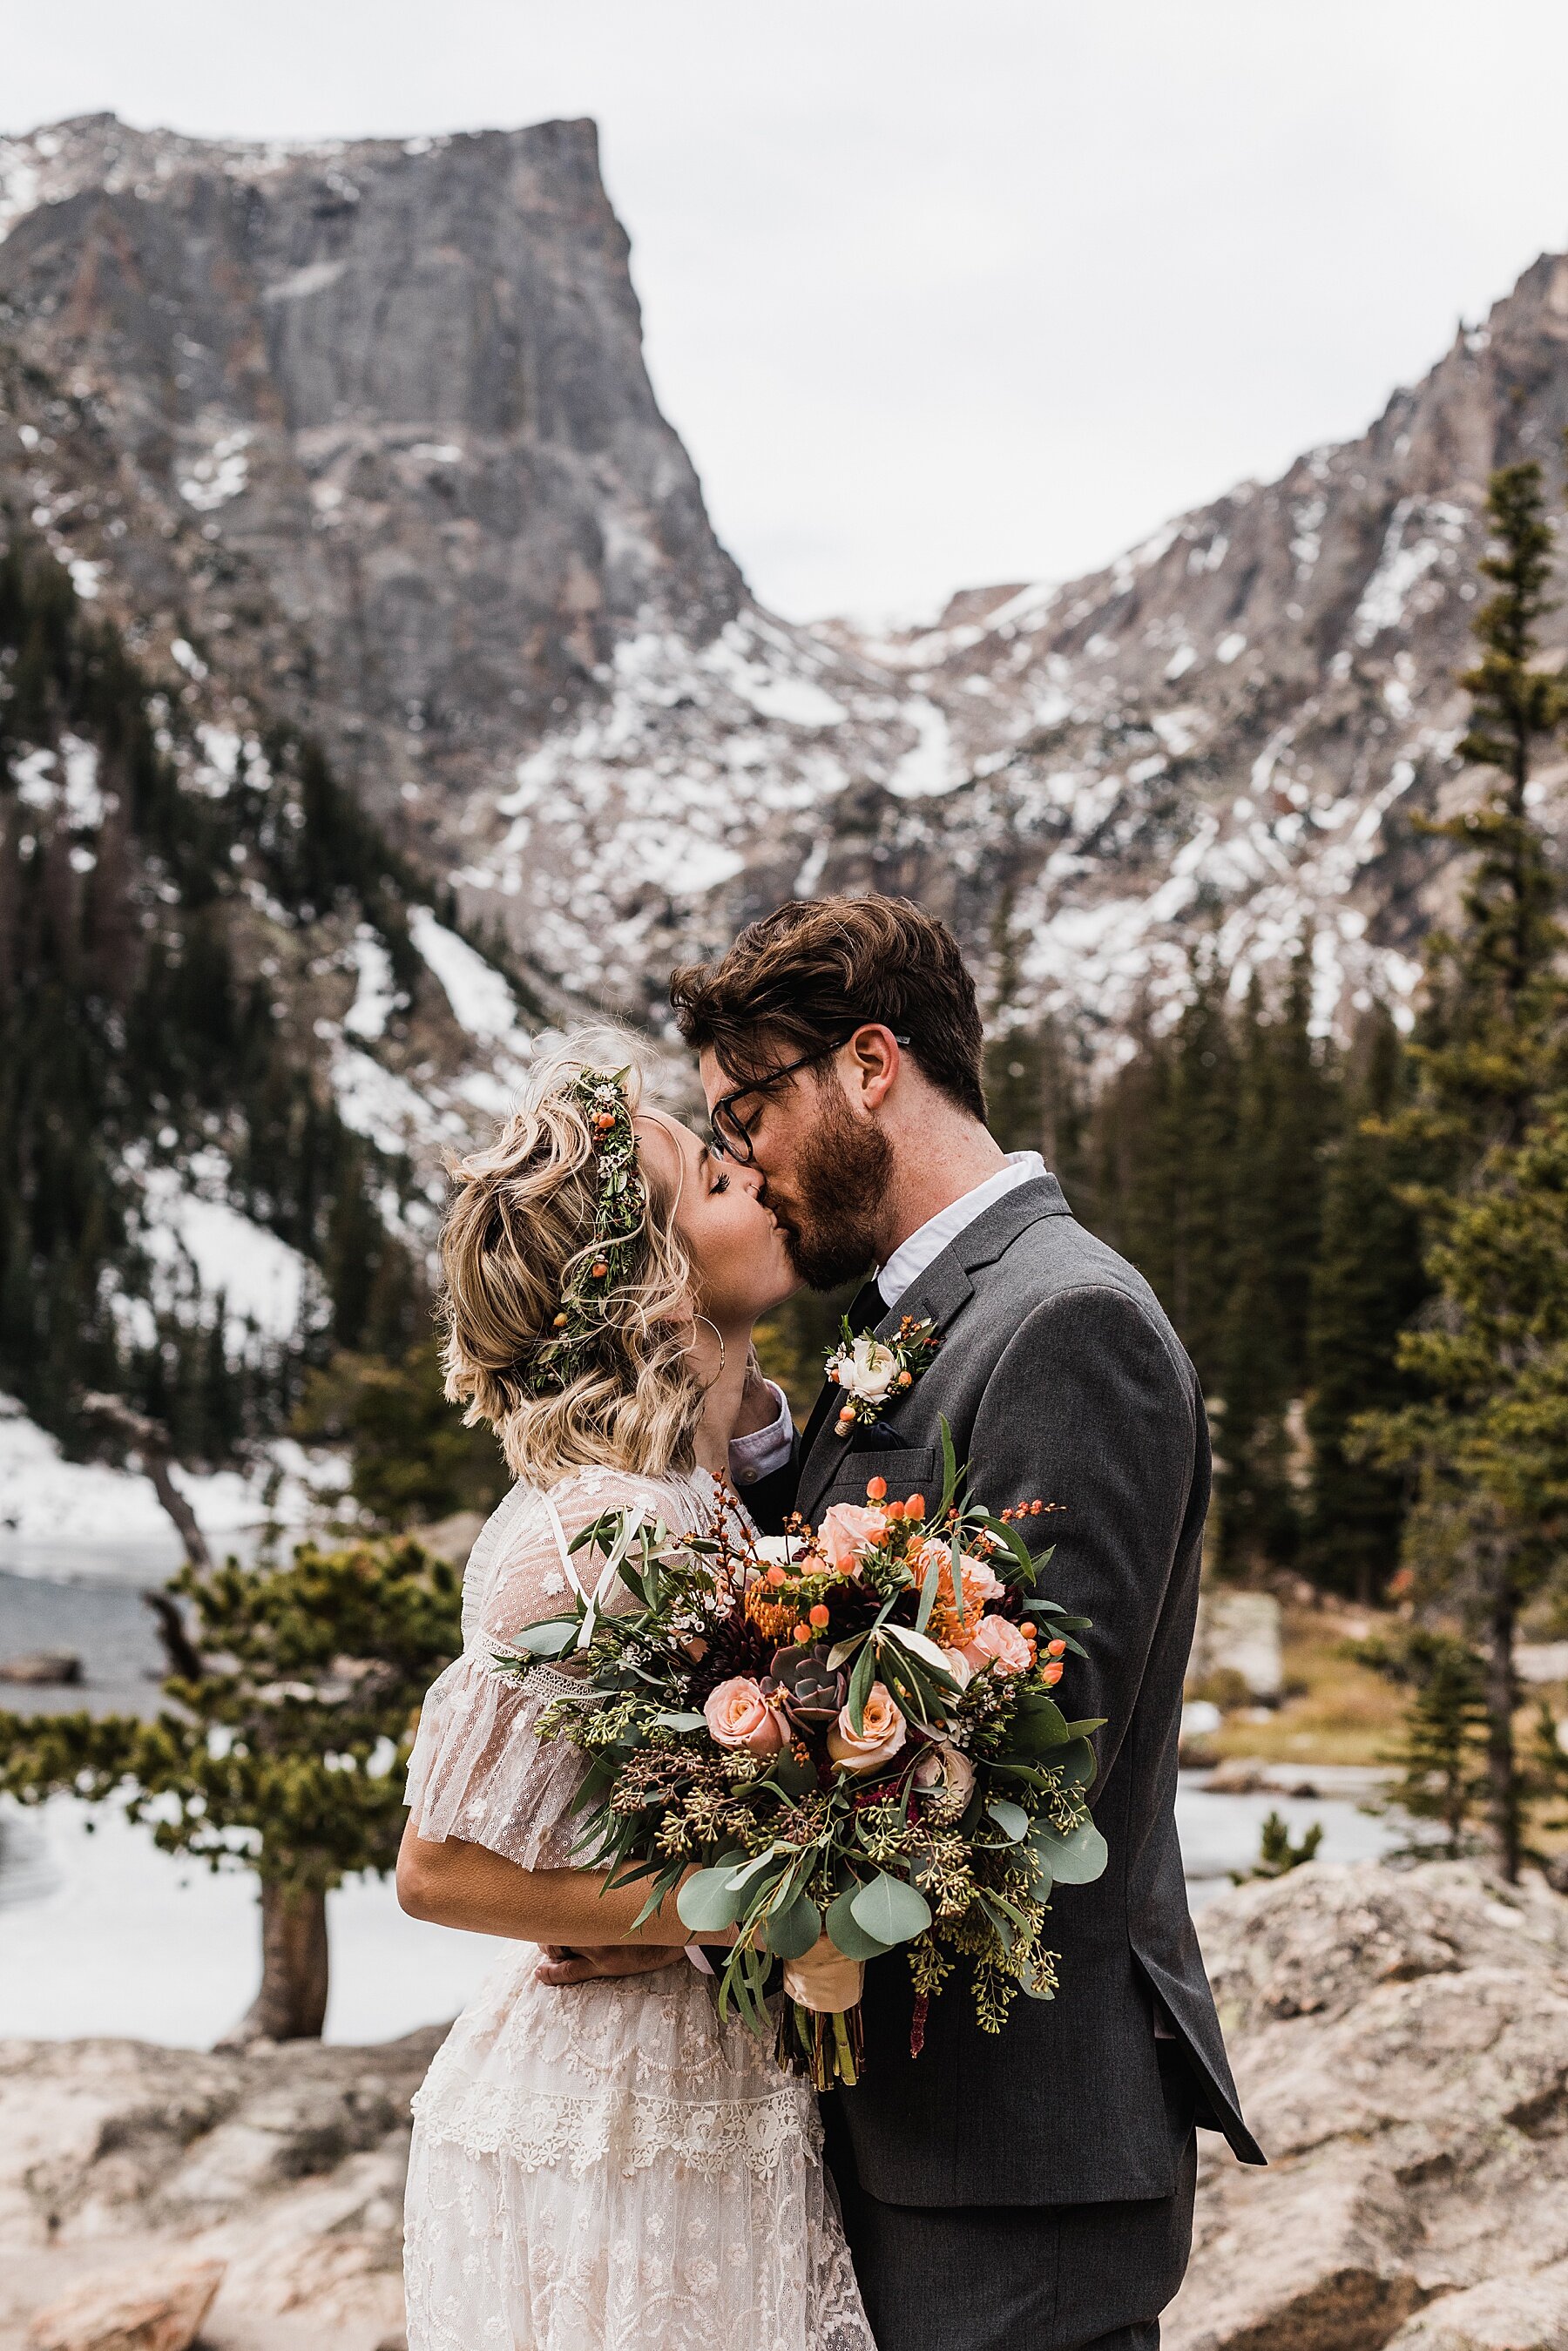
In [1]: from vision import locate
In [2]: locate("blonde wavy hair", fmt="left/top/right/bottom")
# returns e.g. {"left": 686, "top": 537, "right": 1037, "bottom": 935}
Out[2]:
{"left": 437, "top": 1035, "right": 704, "bottom": 1485}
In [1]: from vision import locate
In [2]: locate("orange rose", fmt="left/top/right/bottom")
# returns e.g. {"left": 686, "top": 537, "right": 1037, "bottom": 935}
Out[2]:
{"left": 826, "top": 1683, "right": 908, "bottom": 1773}
{"left": 820, "top": 1502, "right": 889, "bottom": 1574}
{"left": 960, "top": 1614, "right": 1032, "bottom": 1678}
{"left": 704, "top": 1676, "right": 788, "bottom": 1756}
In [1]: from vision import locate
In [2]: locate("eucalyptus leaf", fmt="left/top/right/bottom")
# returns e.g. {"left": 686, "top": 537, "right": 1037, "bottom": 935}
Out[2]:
{"left": 849, "top": 1871, "right": 932, "bottom": 1947}
{"left": 1056, "top": 1736, "right": 1098, "bottom": 1792}
{"left": 985, "top": 1798, "right": 1030, "bottom": 1842}
{"left": 938, "top": 1415, "right": 959, "bottom": 1514}
{"left": 676, "top": 1864, "right": 752, "bottom": 1934}
{"left": 509, "top": 1618, "right": 581, "bottom": 1658}
{"left": 652, "top": 1711, "right": 706, "bottom": 1732}
{"left": 765, "top": 1892, "right": 823, "bottom": 1961}
{"left": 1009, "top": 1696, "right": 1072, "bottom": 1754}
{"left": 724, "top": 1844, "right": 785, "bottom": 1891}
{"left": 1031, "top": 1815, "right": 1109, "bottom": 1885}
{"left": 848, "top": 1639, "right": 876, "bottom": 1736}
{"left": 825, "top": 1883, "right": 894, "bottom": 1961}
{"left": 977, "top": 1892, "right": 1017, "bottom": 1953}
{"left": 915, "top": 1541, "right": 943, "bottom": 1635}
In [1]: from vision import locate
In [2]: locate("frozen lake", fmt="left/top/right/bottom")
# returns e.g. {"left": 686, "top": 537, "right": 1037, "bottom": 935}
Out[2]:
{"left": 0, "top": 1773, "right": 1411, "bottom": 2048}
{"left": 0, "top": 1799, "right": 502, "bottom": 2046}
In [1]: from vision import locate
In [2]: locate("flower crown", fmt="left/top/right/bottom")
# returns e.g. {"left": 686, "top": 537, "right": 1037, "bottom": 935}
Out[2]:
{"left": 522, "top": 1068, "right": 648, "bottom": 1397}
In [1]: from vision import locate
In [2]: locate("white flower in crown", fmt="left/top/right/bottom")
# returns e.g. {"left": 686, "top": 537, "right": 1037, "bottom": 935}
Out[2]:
{"left": 752, "top": 1534, "right": 796, "bottom": 1567}
{"left": 832, "top": 1334, "right": 900, "bottom": 1402}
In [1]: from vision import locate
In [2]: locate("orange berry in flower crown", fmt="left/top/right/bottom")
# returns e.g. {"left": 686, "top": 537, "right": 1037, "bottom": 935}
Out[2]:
{"left": 905, "top": 1495, "right": 925, "bottom": 1520}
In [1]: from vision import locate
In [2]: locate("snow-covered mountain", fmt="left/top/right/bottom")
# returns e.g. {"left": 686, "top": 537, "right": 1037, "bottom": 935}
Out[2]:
{"left": 3, "top": 110, "right": 1566, "bottom": 1065}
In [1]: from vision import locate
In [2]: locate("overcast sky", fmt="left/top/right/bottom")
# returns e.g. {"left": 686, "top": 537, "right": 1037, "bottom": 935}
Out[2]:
{"left": 8, "top": 3, "right": 1568, "bottom": 621}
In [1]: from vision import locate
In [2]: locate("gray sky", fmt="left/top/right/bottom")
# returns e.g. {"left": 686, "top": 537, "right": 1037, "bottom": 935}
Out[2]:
{"left": 7, "top": 2, "right": 1568, "bottom": 621}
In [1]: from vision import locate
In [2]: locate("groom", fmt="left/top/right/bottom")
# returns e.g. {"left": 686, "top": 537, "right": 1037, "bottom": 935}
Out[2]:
{"left": 554, "top": 892, "right": 1262, "bottom": 2348}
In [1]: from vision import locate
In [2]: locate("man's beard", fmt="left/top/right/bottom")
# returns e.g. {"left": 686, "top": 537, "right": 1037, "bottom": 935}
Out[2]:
{"left": 772, "top": 1087, "right": 894, "bottom": 1291}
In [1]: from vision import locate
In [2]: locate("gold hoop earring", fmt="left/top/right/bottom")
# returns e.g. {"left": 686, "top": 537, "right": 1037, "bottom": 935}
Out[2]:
{"left": 688, "top": 1314, "right": 725, "bottom": 1374}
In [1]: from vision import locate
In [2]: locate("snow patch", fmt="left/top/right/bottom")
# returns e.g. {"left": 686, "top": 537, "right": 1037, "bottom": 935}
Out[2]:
{"left": 342, "top": 929, "right": 399, "bottom": 1042}
{"left": 136, "top": 1153, "right": 324, "bottom": 1353}
{"left": 409, "top": 907, "right": 527, "bottom": 1045}
{"left": 887, "top": 699, "right": 958, "bottom": 799}
{"left": 178, "top": 428, "right": 254, "bottom": 512}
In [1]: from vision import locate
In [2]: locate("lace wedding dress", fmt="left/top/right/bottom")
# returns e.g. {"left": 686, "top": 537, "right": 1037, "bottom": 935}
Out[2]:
{"left": 402, "top": 1463, "right": 876, "bottom": 2351}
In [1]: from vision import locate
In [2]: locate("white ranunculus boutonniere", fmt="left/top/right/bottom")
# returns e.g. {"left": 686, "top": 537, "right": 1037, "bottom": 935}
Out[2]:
{"left": 824, "top": 1313, "right": 941, "bottom": 1436}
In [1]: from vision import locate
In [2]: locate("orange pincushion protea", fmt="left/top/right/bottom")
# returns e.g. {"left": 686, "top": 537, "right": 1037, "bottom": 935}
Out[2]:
{"left": 744, "top": 1585, "right": 800, "bottom": 1643}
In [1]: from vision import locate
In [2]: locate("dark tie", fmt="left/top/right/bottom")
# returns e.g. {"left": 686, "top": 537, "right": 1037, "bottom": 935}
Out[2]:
{"left": 846, "top": 1276, "right": 887, "bottom": 1336}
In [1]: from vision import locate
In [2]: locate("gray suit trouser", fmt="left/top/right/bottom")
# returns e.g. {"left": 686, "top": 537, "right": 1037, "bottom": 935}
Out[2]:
{"left": 824, "top": 2052, "right": 1198, "bottom": 2351}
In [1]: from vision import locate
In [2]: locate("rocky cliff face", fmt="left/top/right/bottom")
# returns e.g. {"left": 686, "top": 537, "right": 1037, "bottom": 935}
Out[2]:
{"left": 5, "top": 114, "right": 1568, "bottom": 1051}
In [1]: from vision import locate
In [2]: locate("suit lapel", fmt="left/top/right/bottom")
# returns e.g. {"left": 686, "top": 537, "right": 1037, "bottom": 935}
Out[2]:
{"left": 795, "top": 1175, "right": 1072, "bottom": 1523}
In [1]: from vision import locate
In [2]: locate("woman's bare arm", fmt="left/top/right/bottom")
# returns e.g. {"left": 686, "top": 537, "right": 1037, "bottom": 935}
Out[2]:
{"left": 395, "top": 1815, "right": 707, "bottom": 1946}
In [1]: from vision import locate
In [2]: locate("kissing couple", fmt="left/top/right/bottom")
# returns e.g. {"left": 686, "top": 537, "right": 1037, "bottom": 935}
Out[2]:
{"left": 396, "top": 892, "right": 1261, "bottom": 2351}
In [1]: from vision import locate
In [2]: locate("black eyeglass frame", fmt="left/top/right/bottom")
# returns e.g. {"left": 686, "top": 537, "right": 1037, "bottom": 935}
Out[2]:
{"left": 708, "top": 1032, "right": 911, "bottom": 1163}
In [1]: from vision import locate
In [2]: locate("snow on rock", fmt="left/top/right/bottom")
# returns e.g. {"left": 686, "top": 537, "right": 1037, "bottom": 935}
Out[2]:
{"left": 0, "top": 1398, "right": 335, "bottom": 1584}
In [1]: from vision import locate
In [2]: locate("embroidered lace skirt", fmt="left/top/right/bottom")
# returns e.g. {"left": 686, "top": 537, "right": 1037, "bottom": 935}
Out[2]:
{"left": 403, "top": 1946, "right": 875, "bottom": 2351}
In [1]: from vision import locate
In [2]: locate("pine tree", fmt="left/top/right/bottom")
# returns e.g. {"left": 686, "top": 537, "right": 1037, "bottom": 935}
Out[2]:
{"left": 1306, "top": 1006, "right": 1428, "bottom": 1600}
{"left": 0, "top": 1537, "right": 463, "bottom": 2041}
{"left": 1355, "top": 1627, "right": 1491, "bottom": 1858}
{"left": 1216, "top": 977, "right": 1298, "bottom": 1572}
{"left": 1353, "top": 459, "right": 1568, "bottom": 1880}
{"left": 294, "top": 1341, "right": 510, "bottom": 1530}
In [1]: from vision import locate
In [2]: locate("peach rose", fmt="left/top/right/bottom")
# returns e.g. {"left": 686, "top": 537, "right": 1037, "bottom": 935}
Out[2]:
{"left": 820, "top": 1502, "right": 888, "bottom": 1575}
{"left": 704, "top": 1676, "right": 788, "bottom": 1756}
{"left": 826, "top": 1682, "right": 908, "bottom": 1773}
{"left": 960, "top": 1613, "right": 1033, "bottom": 1678}
{"left": 939, "top": 1645, "right": 975, "bottom": 1689}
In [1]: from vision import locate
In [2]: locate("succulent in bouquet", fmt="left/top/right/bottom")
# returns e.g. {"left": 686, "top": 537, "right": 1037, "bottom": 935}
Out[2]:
{"left": 499, "top": 1421, "right": 1107, "bottom": 2089}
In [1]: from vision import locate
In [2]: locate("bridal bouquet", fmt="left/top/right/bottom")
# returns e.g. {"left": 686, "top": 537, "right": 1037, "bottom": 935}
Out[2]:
{"left": 501, "top": 1429, "right": 1107, "bottom": 2087}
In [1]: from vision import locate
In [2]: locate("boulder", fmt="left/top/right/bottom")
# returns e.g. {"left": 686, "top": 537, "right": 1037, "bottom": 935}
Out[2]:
{"left": 27, "top": 2259, "right": 223, "bottom": 2351}
{"left": 1188, "top": 1591, "right": 1284, "bottom": 1701}
{"left": 1168, "top": 1861, "right": 1568, "bottom": 2351}
{"left": 1382, "top": 2263, "right": 1568, "bottom": 2351}
{"left": 0, "top": 2032, "right": 441, "bottom": 2349}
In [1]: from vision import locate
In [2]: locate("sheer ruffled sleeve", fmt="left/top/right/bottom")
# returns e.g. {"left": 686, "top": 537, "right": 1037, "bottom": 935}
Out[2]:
{"left": 403, "top": 1467, "right": 686, "bottom": 1871}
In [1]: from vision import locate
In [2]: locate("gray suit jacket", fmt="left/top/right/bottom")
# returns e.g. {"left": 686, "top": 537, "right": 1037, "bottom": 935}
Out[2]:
{"left": 758, "top": 1173, "right": 1264, "bottom": 2206}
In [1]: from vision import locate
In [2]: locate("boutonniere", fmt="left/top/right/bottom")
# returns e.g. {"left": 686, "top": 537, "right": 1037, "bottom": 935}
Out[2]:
{"left": 825, "top": 1314, "right": 941, "bottom": 1437}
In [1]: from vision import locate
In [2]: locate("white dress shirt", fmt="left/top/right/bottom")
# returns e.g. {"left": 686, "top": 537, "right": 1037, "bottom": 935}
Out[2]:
{"left": 727, "top": 1151, "right": 1047, "bottom": 1486}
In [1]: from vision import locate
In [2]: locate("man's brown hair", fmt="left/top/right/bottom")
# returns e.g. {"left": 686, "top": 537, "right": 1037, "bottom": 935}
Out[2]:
{"left": 670, "top": 894, "right": 986, "bottom": 1119}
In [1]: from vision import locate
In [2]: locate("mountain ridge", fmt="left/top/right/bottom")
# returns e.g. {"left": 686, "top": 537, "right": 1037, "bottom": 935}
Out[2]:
{"left": 4, "top": 111, "right": 1567, "bottom": 1067}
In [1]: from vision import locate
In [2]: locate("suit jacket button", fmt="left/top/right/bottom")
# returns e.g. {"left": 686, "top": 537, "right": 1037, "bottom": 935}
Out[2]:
{"left": 737, "top": 1467, "right": 758, "bottom": 1484}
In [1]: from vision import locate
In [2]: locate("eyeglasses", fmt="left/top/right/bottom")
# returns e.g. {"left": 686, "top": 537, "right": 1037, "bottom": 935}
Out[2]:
{"left": 708, "top": 1034, "right": 910, "bottom": 1164}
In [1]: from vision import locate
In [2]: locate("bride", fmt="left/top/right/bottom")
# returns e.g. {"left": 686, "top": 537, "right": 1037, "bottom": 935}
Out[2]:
{"left": 396, "top": 1041, "right": 875, "bottom": 2351}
